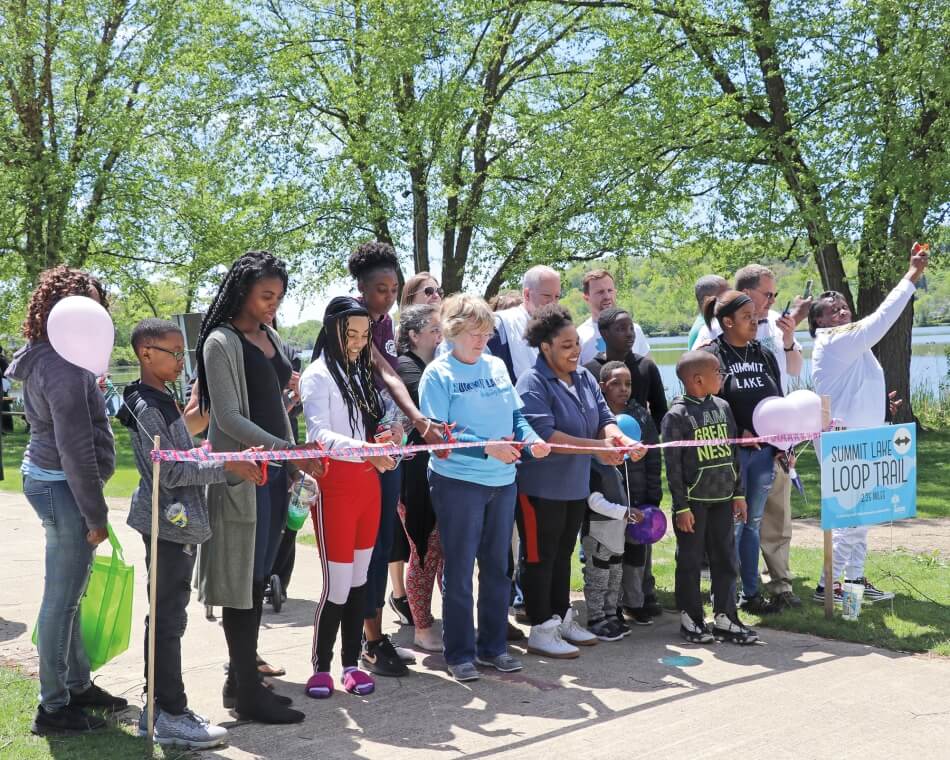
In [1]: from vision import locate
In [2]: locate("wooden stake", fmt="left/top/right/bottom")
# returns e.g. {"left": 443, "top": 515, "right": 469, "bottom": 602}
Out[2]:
{"left": 823, "top": 529, "right": 834, "bottom": 620}
{"left": 147, "top": 435, "right": 160, "bottom": 750}
{"left": 820, "top": 396, "right": 834, "bottom": 620}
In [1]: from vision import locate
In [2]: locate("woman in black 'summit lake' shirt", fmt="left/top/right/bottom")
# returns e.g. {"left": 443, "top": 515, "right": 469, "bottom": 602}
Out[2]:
{"left": 701, "top": 290, "right": 783, "bottom": 616}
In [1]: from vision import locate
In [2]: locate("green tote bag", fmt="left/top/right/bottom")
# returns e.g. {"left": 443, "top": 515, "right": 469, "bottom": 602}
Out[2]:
{"left": 33, "top": 525, "right": 134, "bottom": 671}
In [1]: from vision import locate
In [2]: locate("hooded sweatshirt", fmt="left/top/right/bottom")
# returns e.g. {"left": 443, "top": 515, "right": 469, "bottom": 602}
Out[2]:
{"left": 661, "top": 394, "right": 744, "bottom": 512}
{"left": 6, "top": 341, "right": 115, "bottom": 530}
{"left": 118, "top": 381, "right": 228, "bottom": 544}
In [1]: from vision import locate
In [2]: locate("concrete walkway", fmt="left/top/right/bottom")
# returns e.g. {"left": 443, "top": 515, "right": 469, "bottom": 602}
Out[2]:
{"left": 1, "top": 491, "right": 948, "bottom": 759}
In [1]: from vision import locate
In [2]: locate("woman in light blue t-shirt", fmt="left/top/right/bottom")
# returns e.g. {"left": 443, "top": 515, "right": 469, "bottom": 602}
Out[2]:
{"left": 419, "top": 294, "right": 549, "bottom": 683}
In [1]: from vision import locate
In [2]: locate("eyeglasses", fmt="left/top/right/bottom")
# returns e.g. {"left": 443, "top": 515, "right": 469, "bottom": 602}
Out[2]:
{"left": 413, "top": 285, "right": 444, "bottom": 299}
{"left": 147, "top": 346, "right": 186, "bottom": 362}
{"left": 716, "top": 369, "right": 730, "bottom": 377}
{"left": 758, "top": 290, "right": 779, "bottom": 299}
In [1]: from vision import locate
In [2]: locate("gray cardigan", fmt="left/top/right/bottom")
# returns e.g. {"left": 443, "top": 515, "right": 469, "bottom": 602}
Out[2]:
{"left": 6, "top": 341, "right": 115, "bottom": 530}
{"left": 197, "top": 325, "right": 297, "bottom": 609}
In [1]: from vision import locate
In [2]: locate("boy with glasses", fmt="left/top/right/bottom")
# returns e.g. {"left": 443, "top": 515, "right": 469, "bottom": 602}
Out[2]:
{"left": 120, "top": 319, "right": 262, "bottom": 749}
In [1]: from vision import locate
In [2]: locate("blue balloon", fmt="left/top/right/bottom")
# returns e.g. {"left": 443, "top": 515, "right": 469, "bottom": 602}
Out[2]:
{"left": 616, "top": 413, "right": 641, "bottom": 442}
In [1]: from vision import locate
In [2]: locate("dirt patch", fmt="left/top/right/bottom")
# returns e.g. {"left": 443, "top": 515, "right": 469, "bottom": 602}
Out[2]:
{"left": 792, "top": 517, "right": 950, "bottom": 557}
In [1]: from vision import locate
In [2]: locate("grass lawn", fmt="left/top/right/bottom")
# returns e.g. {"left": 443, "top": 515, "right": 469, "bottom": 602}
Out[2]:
{"left": 0, "top": 421, "right": 139, "bottom": 499}
{"left": 0, "top": 667, "right": 189, "bottom": 759}
{"left": 570, "top": 539, "right": 950, "bottom": 656}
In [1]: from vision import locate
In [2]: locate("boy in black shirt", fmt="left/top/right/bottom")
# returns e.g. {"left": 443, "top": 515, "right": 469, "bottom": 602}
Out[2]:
{"left": 661, "top": 351, "right": 757, "bottom": 645}
{"left": 597, "top": 362, "right": 664, "bottom": 626}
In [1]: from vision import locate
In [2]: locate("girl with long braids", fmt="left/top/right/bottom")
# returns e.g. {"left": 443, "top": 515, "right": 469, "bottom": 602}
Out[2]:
{"left": 195, "top": 251, "right": 323, "bottom": 724}
{"left": 325, "top": 241, "right": 444, "bottom": 678}
{"left": 300, "top": 297, "right": 398, "bottom": 697}
{"left": 8, "top": 267, "right": 128, "bottom": 735}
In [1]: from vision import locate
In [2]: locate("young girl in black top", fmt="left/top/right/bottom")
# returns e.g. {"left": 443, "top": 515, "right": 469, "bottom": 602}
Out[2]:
{"left": 701, "top": 290, "right": 782, "bottom": 616}
{"left": 195, "top": 251, "right": 323, "bottom": 724}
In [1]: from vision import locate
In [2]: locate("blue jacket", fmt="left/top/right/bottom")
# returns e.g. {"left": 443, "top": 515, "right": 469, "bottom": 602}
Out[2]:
{"left": 516, "top": 356, "right": 615, "bottom": 500}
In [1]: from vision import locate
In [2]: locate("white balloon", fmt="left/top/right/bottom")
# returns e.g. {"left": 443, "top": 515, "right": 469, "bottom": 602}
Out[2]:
{"left": 752, "top": 390, "right": 822, "bottom": 445}
{"left": 47, "top": 296, "right": 114, "bottom": 376}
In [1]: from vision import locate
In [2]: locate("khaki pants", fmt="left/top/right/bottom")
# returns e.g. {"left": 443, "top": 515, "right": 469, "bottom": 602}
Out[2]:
{"left": 760, "top": 462, "right": 793, "bottom": 594}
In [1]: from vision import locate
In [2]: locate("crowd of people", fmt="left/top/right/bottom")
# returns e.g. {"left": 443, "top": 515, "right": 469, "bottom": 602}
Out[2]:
{"left": 7, "top": 240, "right": 928, "bottom": 749}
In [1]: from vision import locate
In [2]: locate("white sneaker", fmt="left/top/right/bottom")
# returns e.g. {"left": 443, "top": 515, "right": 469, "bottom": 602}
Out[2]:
{"left": 526, "top": 616, "right": 579, "bottom": 659}
{"left": 413, "top": 626, "right": 443, "bottom": 652}
{"left": 141, "top": 709, "right": 228, "bottom": 750}
{"left": 558, "top": 608, "right": 598, "bottom": 647}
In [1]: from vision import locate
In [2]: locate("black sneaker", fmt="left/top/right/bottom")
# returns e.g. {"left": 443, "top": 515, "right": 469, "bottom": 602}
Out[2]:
{"left": 740, "top": 593, "right": 780, "bottom": 615}
{"left": 643, "top": 596, "right": 663, "bottom": 617}
{"left": 612, "top": 615, "right": 632, "bottom": 638}
{"left": 68, "top": 683, "right": 128, "bottom": 711}
{"left": 772, "top": 590, "right": 802, "bottom": 609}
{"left": 713, "top": 613, "right": 759, "bottom": 645}
{"left": 31, "top": 705, "right": 106, "bottom": 735}
{"left": 388, "top": 592, "right": 414, "bottom": 626}
{"left": 813, "top": 582, "right": 843, "bottom": 605}
{"left": 848, "top": 577, "right": 895, "bottom": 603}
{"left": 361, "top": 635, "right": 409, "bottom": 677}
{"left": 679, "top": 612, "right": 714, "bottom": 644}
{"left": 588, "top": 618, "right": 623, "bottom": 642}
{"left": 628, "top": 607, "right": 653, "bottom": 626}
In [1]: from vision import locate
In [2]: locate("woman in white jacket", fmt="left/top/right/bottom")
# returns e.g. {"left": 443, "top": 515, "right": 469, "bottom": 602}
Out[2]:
{"left": 299, "top": 297, "right": 398, "bottom": 699}
{"left": 809, "top": 244, "right": 928, "bottom": 603}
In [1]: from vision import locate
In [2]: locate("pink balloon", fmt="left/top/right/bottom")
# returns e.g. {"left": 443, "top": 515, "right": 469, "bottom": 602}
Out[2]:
{"left": 752, "top": 390, "right": 822, "bottom": 445}
{"left": 47, "top": 296, "right": 114, "bottom": 375}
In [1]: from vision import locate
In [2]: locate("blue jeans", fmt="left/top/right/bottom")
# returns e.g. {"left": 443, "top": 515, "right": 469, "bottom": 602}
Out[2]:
{"left": 253, "top": 465, "right": 289, "bottom": 585}
{"left": 735, "top": 446, "right": 777, "bottom": 598}
{"left": 364, "top": 464, "right": 402, "bottom": 619}
{"left": 429, "top": 471, "right": 516, "bottom": 666}
{"left": 23, "top": 477, "right": 95, "bottom": 711}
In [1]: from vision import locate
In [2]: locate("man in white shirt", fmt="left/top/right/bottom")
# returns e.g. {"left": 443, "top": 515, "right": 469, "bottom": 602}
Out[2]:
{"left": 486, "top": 265, "right": 562, "bottom": 631}
{"left": 732, "top": 264, "right": 809, "bottom": 609}
{"left": 810, "top": 244, "right": 928, "bottom": 604}
{"left": 489, "top": 265, "right": 561, "bottom": 382}
{"left": 576, "top": 269, "right": 650, "bottom": 365}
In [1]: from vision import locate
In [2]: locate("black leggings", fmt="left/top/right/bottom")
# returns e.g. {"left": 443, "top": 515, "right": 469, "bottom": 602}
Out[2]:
{"left": 515, "top": 494, "right": 587, "bottom": 626}
{"left": 674, "top": 501, "right": 738, "bottom": 622}
{"left": 221, "top": 471, "right": 288, "bottom": 696}
{"left": 312, "top": 585, "right": 366, "bottom": 672}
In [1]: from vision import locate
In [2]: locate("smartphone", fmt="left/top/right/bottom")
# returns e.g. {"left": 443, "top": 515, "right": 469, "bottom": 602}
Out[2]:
{"left": 803, "top": 279, "right": 814, "bottom": 299}
{"left": 781, "top": 299, "right": 792, "bottom": 317}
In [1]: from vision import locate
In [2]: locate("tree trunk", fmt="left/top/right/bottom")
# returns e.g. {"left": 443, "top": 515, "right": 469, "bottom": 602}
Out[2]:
{"left": 409, "top": 164, "right": 430, "bottom": 273}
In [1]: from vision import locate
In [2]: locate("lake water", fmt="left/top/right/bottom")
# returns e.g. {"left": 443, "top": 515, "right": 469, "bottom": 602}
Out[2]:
{"left": 98, "top": 326, "right": 950, "bottom": 398}
{"left": 649, "top": 325, "right": 950, "bottom": 398}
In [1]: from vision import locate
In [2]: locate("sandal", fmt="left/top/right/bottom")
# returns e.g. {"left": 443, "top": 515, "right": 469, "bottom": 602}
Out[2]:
{"left": 305, "top": 672, "right": 334, "bottom": 699}
{"left": 341, "top": 667, "right": 375, "bottom": 696}
{"left": 257, "top": 656, "right": 286, "bottom": 677}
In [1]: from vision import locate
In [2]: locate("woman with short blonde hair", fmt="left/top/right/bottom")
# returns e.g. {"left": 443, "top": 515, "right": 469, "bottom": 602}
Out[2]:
{"left": 419, "top": 294, "right": 550, "bottom": 682}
